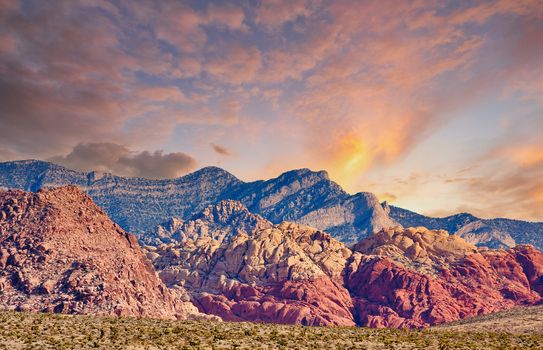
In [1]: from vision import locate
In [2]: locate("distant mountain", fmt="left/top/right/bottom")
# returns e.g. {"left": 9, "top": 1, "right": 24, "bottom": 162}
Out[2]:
{"left": 0, "top": 160, "right": 395, "bottom": 244}
{"left": 389, "top": 206, "right": 543, "bottom": 249}
{"left": 1, "top": 159, "right": 541, "bottom": 248}
{"left": 141, "top": 200, "right": 272, "bottom": 246}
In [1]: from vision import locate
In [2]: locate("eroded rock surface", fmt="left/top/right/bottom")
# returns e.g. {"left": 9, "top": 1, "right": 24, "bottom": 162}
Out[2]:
{"left": 148, "top": 213, "right": 543, "bottom": 328}
{"left": 148, "top": 221, "right": 355, "bottom": 326}
{"left": 142, "top": 200, "right": 272, "bottom": 246}
{"left": 0, "top": 186, "right": 207, "bottom": 320}
{"left": 353, "top": 226, "right": 478, "bottom": 274}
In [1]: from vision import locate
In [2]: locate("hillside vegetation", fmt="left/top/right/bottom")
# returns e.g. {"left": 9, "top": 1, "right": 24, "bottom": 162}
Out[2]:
{"left": 0, "top": 310, "right": 542, "bottom": 350}
{"left": 438, "top": 305, "right": 543, "bottom": 334}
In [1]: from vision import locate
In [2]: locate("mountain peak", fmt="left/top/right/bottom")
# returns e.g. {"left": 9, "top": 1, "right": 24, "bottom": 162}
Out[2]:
{"left": 0, "top": 185, "right": 201, "bottom": 319}
{"left": 183, "top": 166, "right": 240, "bottom": 182}
{"left": 276, "top": 168, "right": 330, "bottom": 181}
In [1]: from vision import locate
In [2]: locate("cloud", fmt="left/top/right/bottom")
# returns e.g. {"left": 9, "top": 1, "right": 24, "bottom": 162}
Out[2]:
{"left": 269, "top": 0, "right": 543, "bottom": 191}
{"left": 460, "top": 139, "right": 543, "bottom": 220}
{"left": 49, "top": 142, "right": 196, "bottom": 179}
{"left": 119, "top": 150, "right": 197, "bottom": 179}
{"left": 254, "top": 0, "right": 312, "bottom": 29}
{"left": 210, "top": 143, "right": 231, "bottom": 156}
{"left": 2, "top": 0, "right": 543, "bottom": 220}
{"left": 136, "top": 86, "right": 188, "bottom": 103}
{"left": 204, "top": 44, "right": 262, "bottom": 84}
{"left": 133, "top": 1, "right": 246, "bottom": 53}
{"left": 387, "top": 137, "right": 543, "bottom": 221}
{"left": 207, "top": 4, "right": 245, "bottom": 29}
{"left": 0, "top": 148, "right": 21, "bottom": 161}
{"left": 0, "top": 1, "right": 254, "bottom": 158}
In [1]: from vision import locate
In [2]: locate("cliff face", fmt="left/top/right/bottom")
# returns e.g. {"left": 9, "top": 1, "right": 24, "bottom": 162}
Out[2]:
{"left": 348, "top": 227, "right": 543, "bottom": 328}
{"left": 146, "top": 207, "right": 543, "bottom": 328}
{"left": 0, "top": 186, "right": 205, "bottom": 319}
{"left": 0, "top": 160, "right": 397, "bottom": 244}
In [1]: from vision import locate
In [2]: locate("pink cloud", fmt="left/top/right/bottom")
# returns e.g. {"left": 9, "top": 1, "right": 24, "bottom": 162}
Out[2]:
{"left": 205, "top": 44, "right": 262, "bottom": 84}
{"left": 255, "top": 0, "right": 313, "bottom": 29}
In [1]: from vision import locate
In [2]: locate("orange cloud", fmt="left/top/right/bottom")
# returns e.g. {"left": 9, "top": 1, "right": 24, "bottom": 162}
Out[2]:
{"left": 267, "top": 0, "right": 543, "bottom": 197}
{"left": 502, "top": 145, "right": 543, "bottom": 167}
{"left": 328, "top": 134, "right": 370, "bottom": 187}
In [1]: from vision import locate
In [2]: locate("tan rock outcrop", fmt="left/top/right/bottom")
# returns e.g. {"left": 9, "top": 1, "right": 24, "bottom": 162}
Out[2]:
{"left": 147, "top": 221, "right": 355, "bottom": 326}
{"left": 354, "top": 226, "right": 478, "bottom": 274}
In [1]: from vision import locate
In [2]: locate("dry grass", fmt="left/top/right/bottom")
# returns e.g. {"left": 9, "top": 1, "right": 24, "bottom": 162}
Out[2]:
{"left": 437, "top": 305, "right": 543, "bottom": 335}
{"left": 0, "top": 310, "right": 542, "bottom": 349}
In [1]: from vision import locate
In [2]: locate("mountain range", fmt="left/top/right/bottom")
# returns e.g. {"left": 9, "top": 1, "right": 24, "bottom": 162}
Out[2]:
{"left": 0, "top": 159, "right": 542, "bottom": 249}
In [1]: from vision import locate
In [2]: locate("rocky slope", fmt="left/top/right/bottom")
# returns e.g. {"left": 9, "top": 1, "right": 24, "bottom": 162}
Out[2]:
{"left": 147, "top": 221, "right": 355, "bottom": 326}
{"left": 141, "top": 200, "right": 273, "bottom": 246}
{"left": 353, "top": 226, "right": 478, "bottom": 274}
{"left": 389, "top": 206, "right": 543, "bottom": 249}
{"left": 0, "top": 160, "right": 396, "bottom": 244}
{"left": 145, "top": 203, "right": 543, "bottom": 328}
{"left": 347, "top": 227, "right": 543, "bottom": 328}
{"left": 0, "top": 186, "right": 205, "bottom": 319}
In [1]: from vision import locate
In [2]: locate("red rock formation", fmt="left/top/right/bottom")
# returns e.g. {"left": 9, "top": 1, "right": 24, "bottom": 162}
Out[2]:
{"left": 149, "top": 223, "right": 543, "bottom": 328}
{"left": 4, "top": 188, "right": 539, "bottom": 329}
{"left": 0, "top": 186, "right": 205, "bottom": 319}
{"left": 148, "top": 222, "right": 355, "bottom": 326}
{"left": 197, "top": 277, "right": 354, "bottom": 326}
{"left": 347, "top": 229, "right": 543, "bottom": 328}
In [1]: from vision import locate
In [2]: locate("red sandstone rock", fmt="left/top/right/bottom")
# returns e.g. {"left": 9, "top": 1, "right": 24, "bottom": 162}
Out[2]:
{"left": 196, "top": 277, "right": 355, "bottom": 326}
{"left": 347, "top": 230, "right": 543, "bottom": 328}
{"left": 3, "top": 189, "right": 541, "bottom": 329}
{"left": 0, "top": 186, "right": 204, "bottom": 319}
{"left": 150, "top": 223, "right": 543, "bottom": 328}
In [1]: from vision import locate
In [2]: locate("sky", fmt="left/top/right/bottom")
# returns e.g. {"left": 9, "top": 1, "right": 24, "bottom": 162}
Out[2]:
{"left": 0, "top": 0, "right": 542, "bottom": 221}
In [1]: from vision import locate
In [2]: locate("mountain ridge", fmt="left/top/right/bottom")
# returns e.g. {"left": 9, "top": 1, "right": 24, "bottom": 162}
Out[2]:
{"left": 1, "top": 159, "right": 542, "bottom": 248}
{"left": 389, "top": 205, "right": 543, "bottom": 249}
{"left": 0, "top": 160, "right": 395, "bottom": 244}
